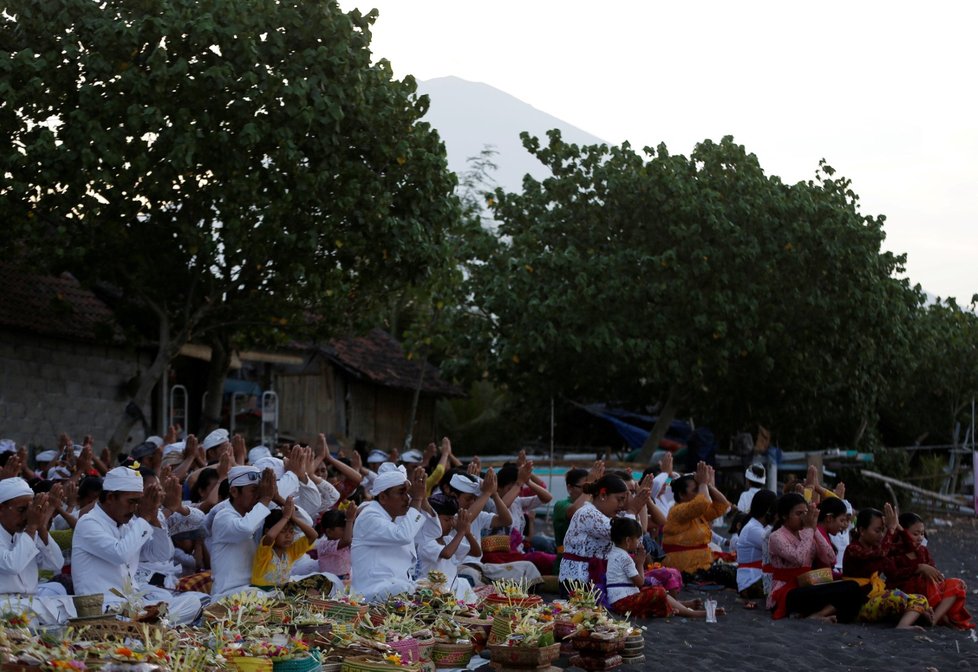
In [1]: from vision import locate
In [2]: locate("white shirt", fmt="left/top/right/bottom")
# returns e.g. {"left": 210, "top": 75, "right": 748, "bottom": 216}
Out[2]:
{"left": 650, "top": 472, "right": 675, "bottom": 517}
{"left": 735, "top": 518, "right": 770, "bottom": 592}
{"left": 736, "top": 487, "right": 761, "bottom": 513}
{"left": 605, "top": 546, "right": 639, "bottom": 605}
{"left": 73, "top": 503, "right": 155, "bottom": 600}
{"left": 350, "top": 501, "right": 432, "bottom": 602}
{"left": 417, "top": 530, "right": 469, "bottom": 587}
{"left": 508, "top": 495, "right": 541, "bottom": 537}
{"left": 278, "top": 473, "right": 322, "bottom": 516}
{"left": 210, "top": 501, "right": 270, "bottom": 596}
{"left": 0, "top": 526, "right": 64, "bottom": 595}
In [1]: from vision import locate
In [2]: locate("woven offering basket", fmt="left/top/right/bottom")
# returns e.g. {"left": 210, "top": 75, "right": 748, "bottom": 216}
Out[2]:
{"left": 72, "top": 593, "right": 104, "bottom": 618}
{"left": 569, "top": 653, "right": 623, "bottom": 671}
{"left": 415, "top": 636, "right": 436, "bottom": 663}
{"left": 341, "top": 656, "right": 421, "bottom": 672}
{"left": 482, "top": 593, "right": 542, "bottom": 612}
{"left": 481, "top": 535, "right": 512, "bottom": 553}
{"left": 431, "top": 641, "right": 473, "bottom": 669}
{"left": 72, "top": 618, "right": 165, "bottom": 642}
{"left": 308, "top": 598, "right": 368, "bottom": 623}
{"left": 797, "top": 567, "right": 834, "bottom": 587}
{"left": 272, "top": 652, "right": 322, "bottom": 672}
{"left": 571, "top": 635, "right": 626, "bottom": 654}
{"left": 229, "top": 656, "right": 275, "bottom": 672}
{"left": 389, "top": 637, "right": 421, "bottom": 664}
{"left": 487, "top": 642, "right": 561, "bottom": 668}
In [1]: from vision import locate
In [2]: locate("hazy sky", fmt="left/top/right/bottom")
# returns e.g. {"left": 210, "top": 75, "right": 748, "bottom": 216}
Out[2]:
{"left": 343, "top": 1, "right": 977, "bottom": 303}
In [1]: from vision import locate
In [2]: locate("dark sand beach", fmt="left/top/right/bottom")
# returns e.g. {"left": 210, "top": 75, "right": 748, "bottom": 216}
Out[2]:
{"left": 555, "top": 517, "right": 978, "bottom": 672}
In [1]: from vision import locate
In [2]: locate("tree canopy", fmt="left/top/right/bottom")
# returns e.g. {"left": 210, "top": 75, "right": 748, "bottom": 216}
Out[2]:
{"left": 461, "top": 131, "right": 928, "bottom": 455}
{"left": 1, "top": 0, "right": 461, "bottom": 449}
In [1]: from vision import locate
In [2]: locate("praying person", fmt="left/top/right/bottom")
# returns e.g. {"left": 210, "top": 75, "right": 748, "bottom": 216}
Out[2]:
{"left": 350, "top": 463, "right": 433, "bottom": 602}
{"left": 0, "top": 478, "right": 75, "bottom": 624}
{"left": 251, "top": 496, "right": 319, "bottom": 588}
{"left": 72, "top": 466, "right": 206, "bottom": 624}
{"left": 209, "top": 465, "right": 277, "bottom": 596}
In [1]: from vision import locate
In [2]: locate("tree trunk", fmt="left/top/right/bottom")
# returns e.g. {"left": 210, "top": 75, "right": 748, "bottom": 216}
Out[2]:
{"left": 403, "top": 354, "right": 427, "bottom": 451}
{"left": 639, "top": 387, "right": 681, "bottom": 464}
{"left": 200, "top": 333, "right": 233, "bottom": 436}
{"left": 107, "top": 316, "right": 174, "bottom": 459}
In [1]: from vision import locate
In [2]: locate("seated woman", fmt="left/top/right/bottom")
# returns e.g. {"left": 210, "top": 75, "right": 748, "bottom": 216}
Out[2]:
{"left": 842, "top": 505, "right": 933, "bottom": 629}
{"left": 767, "top": 493, "right": 863, "bottom": 622}
{"left": 606, "top": 517, "right": 712, "bottom": 619}
{"left": 814, "top": 496, "right": 849, "bottom": 575}
{"left": 558, "top": 475, "right": 648, "bottom": 591}
{"left": 735, "top": 488, "right": 777, "bottom": 600}
{"left": 889, "top": 512, "right": 973, "bottom": 630}
{"left": 661, "top": 462, "right": 735, "bottom": 587}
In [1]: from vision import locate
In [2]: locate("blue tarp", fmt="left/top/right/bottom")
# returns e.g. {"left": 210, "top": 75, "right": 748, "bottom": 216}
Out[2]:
{"left": 580, "top": 403, "right": 693, "bottom": 451}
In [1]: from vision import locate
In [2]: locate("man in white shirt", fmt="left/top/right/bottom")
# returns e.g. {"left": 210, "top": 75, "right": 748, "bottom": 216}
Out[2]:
{"left": 0, "top": 478, "right": 75, "bottom": 624}
{"left": 351, "top": 463, "right": 433, "bottom": 602}
{"left": 72, "top": 466, "right": 205, "bottom": 624}
{"left": 209, "top": 465, "right": 276, "bottom": 596}
{"left": 736, "top": 464, "right": 767, "bottom": 513}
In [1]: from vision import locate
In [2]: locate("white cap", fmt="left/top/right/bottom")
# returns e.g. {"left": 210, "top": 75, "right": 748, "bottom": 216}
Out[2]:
{"left": 35, "top": 450, "right": 58, "bottom": 463}
{"left": 228, "top": 465, "right": 261, "bottom": 488}
{"left": 248, "top": 446, "right": 272, "bottom": 464}
{"left": 400, "top": 449, "right": 424, "bottom": 464}
{"left": 745, "top": 464, "right": 766, "bottom": 486}
{"left": 366, "top": 449, "right": 389, "bottom": 464}
{"left": 0, "top": 440, "right": 16, "bottom": 455}
{"left": 449, "top": 473, "right": 480, "bottom": 495}
{"left": 0, "top": 477, "right": 34, "bottom": 503}
{"left": 202, "top": 429, "right": 230, "bottom": 452}
{"left": 103, "top": 466, "right": 145, "bottom": 493}
{"left": 47, "top": 466, "right": 72, "bottom": 481}
{"left": 162, "top": 442, "right": 185, "bottom": 457}
{"left": 145, "top": 436, "right": 164, "bottom": 448}
{"left": 370, "top": 463, "right": 408, "bottom": 496}
{"left": 253, "top": 456, "right": 285, "bottom": 479}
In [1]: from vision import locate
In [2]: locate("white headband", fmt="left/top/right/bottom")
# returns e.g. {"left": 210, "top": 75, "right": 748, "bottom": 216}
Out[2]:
{"left": 0, "top": 478, "right": 34, "bottom": 503}
{"left": 370, "top": 463, "right": 408, "bottom": 496}
{"left": 102, "top": 466, "right": 144, "bottom": 493}
{"left": 449, "top": 473, "right": 480, "bottom": 495}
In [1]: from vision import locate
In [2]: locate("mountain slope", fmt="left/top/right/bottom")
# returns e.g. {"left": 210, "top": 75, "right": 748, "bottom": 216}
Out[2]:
{"left": 418, "top": 76, "right": 606, "bottom": 195}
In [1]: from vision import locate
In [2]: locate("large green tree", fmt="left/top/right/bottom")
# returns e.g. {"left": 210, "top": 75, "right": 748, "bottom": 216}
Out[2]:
{"left": 464, "top": 131, "right": 920, "bottom": 457}
{"left": 1, "top": 0, "right": 460, "bottom": 450}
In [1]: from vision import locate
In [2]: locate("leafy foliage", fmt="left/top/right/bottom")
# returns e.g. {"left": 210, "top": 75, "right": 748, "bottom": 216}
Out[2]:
{"left": 462, "top": 131, "right": 925, "bottom": 453}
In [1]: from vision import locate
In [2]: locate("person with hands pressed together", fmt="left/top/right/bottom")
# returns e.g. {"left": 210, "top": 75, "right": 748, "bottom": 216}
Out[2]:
{"left": 485, "top": 454, "right": 556, "bottom": 575}
{"left": 251, "top": 496, "right": 319, "bottom": 588}
{"left": 351, "top": 463, "right": 435, "bottom": 602}
{"left": 417, "top": 498, "right": 481, "bottom": 600}
{"left": 73, "top": 466, "right": 205, "bottom": 624}
{"left": 843, "top": 504, "right": 936, "bottom": 629}
{"left": 210, "top": 466, "right": 277, "bottom": 597}
{"left": 662, "top": 462, "right": 734, "bottom": 585}
{"left": 0, "top": 478, "right": 75, "bottom": 625}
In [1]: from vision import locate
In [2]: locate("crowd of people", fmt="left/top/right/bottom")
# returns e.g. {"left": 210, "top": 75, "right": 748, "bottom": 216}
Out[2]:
{"left": 0, "top": 430, "right": 971, "bottom": 634}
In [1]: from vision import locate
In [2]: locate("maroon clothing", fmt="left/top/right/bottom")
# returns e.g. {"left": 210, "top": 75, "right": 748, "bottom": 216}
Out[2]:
{"left": 842, "top": 531, "right": 915, "bottom": 583}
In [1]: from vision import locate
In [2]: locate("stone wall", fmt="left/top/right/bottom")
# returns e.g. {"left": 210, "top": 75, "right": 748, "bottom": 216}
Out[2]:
{"left": 0, "top": 329, "right": 152, "bottom": 454}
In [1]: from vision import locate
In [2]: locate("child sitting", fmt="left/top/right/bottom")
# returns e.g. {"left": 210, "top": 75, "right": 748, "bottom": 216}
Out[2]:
{"left": 606, "top": 517, "right": 716, "bottom": 619}
{"left": 316, "top": 507, "right": 356, "bottom": 580}
{"left": 418, "top": 494, "right": 481, "bottom": 599}
{"left": 890, "top": 512, "right": 974, "bottom": 629}
{"left": 251, "top": 496, "right": 319, "bottom": 588}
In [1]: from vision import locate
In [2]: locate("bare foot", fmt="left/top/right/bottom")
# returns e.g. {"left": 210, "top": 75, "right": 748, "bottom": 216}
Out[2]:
{"left": 896, "top": 624, "right": 926, "bottom": 631}
{"left": 809, "top": 615, "right": 838, "bottom": 623}
{"left": 716, "top": 607, "right": 726, "bottom": 617}
{"left": 683, "top": 599, "right": 703, "bottom": 609}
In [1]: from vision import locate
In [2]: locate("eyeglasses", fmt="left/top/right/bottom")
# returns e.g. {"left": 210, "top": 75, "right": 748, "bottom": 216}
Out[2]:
{"left": 229, "top": 471, "right": 261, "bottom": 486}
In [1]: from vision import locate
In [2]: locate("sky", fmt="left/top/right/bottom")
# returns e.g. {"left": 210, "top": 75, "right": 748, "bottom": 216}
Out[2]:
{"left": 342, "top": 0, "right": 977, "bottom": 303}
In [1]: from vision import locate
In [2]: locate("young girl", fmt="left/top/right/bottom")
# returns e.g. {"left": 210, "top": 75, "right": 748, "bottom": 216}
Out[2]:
{"left": 890, "top": 512, "right": 974, "bottom": 629}
{"left": 316, "top": 506, "right": 357, "bottom": 580}
{"left": 814, "top": 496, "right": 849, "bottom": 575}
{"left": 251, "top": 496, "right": 319, "bottom": 588}
{"left": 735, "top": 488, "right": 777, "bottom": 601}
{"left": 606, "top": 517, "right": 713, "bottom": 619}
{"left": 842, "top": 505, "right": 933, "bottom": 629}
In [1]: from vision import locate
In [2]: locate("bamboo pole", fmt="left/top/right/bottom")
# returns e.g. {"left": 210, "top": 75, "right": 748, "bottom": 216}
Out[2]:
{"left": 860, "top": 469, "right": 971, "bottom": 507}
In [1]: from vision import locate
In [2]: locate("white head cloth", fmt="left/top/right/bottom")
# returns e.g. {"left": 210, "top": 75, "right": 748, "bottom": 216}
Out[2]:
{"left": 0, "top": 440, "right": 15, "bottom": 455}
{"left": 370, "top": 462, "right": 408, "bottom": 496}
{"left": 228, "top": 465, "right": 261, "bottom": 487}
{"left": 163, "top": 442, "right": 185, "bottom": 457}
{"left": 35, "top": 450, "right": 58, "bottom": 463}
{"left": 449, "top": 473, "right": 480, "bottom": 495}
{"left": 248, "top": 446, "right": 272, "bottom": 464}
{"left": 366, "top": 449, "right": 389, "bottom": 464}
{"left": 0, "top": 477, "right": 34, "bottom": 503}
{"left": 47, "top": 467, "right": 72, "bottom": 481}
{"left": 400, "top": 449, "right": 424, "bottom": 464}
{"left": 202, "top": 429, "right": 230, "bottom": 452}
{"left": 145, "top": 436, "right": 164, "bottom": 448}
{"left": 253, "top": 456, "right": 285, "bottom": 479}
{"left": 103, "top": 466, "right": 144, "bottom": 493}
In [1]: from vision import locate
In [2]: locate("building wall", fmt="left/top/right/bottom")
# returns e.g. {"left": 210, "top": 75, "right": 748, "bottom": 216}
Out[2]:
{"left": 0, "top": 329, "right": 151, "bottom": 453}
{"left": 347, "top": 380, "right": 437, "bottom": 452}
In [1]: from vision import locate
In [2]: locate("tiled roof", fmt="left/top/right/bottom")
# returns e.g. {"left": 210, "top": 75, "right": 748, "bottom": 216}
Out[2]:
{"left": 0, "top": 264, "right": 123, "bottom": 343}
{"left": 323, "top": 329, "right": 462, "bottom": 397}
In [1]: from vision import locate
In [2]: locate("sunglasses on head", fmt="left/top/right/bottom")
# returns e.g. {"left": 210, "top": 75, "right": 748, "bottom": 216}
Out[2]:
{"left": 230, "top": 471, "right": 261, "bottom": 486}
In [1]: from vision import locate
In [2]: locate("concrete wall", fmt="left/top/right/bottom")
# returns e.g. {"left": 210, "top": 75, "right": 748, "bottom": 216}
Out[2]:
{"left": 0, "top": 329, "right": 152, "bottom": 454}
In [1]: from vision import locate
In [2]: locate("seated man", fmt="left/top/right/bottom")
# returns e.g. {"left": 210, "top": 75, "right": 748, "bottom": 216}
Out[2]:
{"left": 662, "top": 461, "right": 734, "bottom": 587}
{"left": 73, "top": 466, "right": 206, "bottom": 624}
{"left": 351, "top": 463, "right": 432, "bottom": 602}
{"left": 0, "top": 478, "right": 75, "bottom": 624}
{"left": 209, "top": 465, "right": 276, "bottom": 597}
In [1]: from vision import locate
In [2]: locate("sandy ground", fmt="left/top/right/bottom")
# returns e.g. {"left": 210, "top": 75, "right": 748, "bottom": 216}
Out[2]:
{"left": 544, "top": 516, "right": 978, "bottom": 672}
